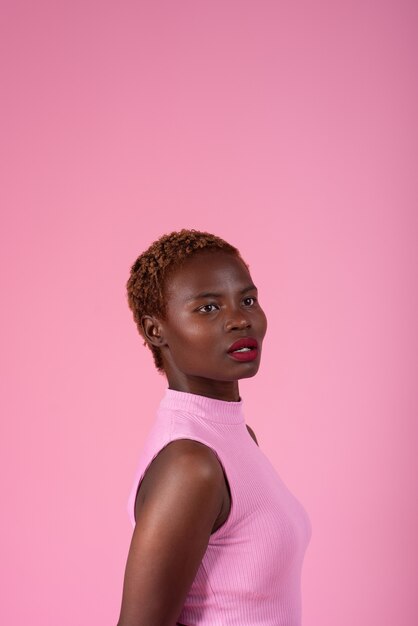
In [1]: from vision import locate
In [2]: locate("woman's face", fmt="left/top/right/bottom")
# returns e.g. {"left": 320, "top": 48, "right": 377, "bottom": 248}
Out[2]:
{"left": 155, "top": 249, "right": 267, "bottom": 393}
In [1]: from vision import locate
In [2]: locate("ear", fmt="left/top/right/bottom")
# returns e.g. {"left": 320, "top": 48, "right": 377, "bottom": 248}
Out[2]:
{"left": 141, "top": 315, "right": 166, "bottom": 348}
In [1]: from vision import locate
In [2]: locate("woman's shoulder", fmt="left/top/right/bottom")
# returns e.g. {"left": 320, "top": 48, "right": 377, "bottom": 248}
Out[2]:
{"left": 135, "top": 438, "right": 225, "bottom": 516}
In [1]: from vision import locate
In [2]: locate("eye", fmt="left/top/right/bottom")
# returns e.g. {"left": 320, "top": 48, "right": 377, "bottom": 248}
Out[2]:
{"left": 198, "top": 303, "right": 219, "bottom": 313}
{"left": 243, "top": 296, "right": 257, "bottom": 307}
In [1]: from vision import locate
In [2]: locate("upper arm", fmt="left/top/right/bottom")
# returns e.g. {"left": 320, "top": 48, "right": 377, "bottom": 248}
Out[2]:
{"left": 246, "top": 424, "right": 259, "bottom": 446}
{"left": 117, "top": 440, "right": 225, "bottom": 626}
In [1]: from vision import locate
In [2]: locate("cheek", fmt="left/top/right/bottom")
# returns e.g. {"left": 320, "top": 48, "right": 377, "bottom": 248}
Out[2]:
{"left": 258, "top": 309, "right": 268, "bottom": 337}
{"left": 169, "top": 317, "right": 212, "bottom": 348}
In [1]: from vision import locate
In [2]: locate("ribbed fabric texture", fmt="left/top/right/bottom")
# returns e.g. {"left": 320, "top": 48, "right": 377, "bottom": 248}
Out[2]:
{"left": 128, "top": 388, "right": 312, "bottom": 626}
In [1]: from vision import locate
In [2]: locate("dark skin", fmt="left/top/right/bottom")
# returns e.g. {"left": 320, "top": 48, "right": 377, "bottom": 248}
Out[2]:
{"left": 117, "top": 250, "right": 267, "bottom": 626}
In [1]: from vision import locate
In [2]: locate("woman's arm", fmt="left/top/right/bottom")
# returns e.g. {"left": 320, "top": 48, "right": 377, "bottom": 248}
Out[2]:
{"left": 117, "top": 440, "right": 225, "bottom": 626}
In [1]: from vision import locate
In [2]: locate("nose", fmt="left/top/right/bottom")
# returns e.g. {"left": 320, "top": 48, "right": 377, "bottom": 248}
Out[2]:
{"left": 224, "top": 310, "right": 251, "bottom": 332}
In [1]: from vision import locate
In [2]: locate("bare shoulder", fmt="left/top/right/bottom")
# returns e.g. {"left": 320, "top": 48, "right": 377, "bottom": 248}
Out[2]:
{"left": 119, "top": 439, "right": 226, "bottom": 625}
{"left": 135, "top": 439, "right": 225, "bottom": 517}
{"left": 246, "top": 424, "right": 259, "bottom": 446}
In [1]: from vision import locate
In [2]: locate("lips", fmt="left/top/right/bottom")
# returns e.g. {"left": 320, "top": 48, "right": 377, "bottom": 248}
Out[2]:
{"left": 227, "top": 337, "right": 259, "bottom": 353}
{"left": 227, "top": 337, "right": 259, "bottom": 363}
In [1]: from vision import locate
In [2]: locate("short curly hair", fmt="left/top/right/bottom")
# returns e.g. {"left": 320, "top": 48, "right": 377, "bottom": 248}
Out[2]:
{"left": 126, "top": 228, "right": 248, "bottom": 373}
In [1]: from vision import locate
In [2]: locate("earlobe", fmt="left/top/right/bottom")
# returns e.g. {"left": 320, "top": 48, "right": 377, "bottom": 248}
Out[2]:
{"left": 141, "top": 315, "right": 166, "bottom": 347}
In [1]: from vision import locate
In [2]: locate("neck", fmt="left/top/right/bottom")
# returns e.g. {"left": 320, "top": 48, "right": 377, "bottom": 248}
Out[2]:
{"left": 165, "top": 373, "right": 241, "bottom": 402}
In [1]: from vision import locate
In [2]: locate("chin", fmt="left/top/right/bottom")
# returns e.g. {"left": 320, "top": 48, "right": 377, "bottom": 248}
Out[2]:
{"left": 229, "top": 361, "right": 262, "bottom": 381}
{"left": 239, "top": 367, "right": 261, "bottom": 380}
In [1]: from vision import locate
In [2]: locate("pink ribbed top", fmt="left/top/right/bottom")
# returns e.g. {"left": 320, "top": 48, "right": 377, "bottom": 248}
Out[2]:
{"left": 128, "top": 388, "right": 312, "bottom": 626}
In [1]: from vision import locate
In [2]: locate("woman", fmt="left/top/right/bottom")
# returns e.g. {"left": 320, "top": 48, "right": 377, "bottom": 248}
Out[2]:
{"left": 117, "top": 229, "right": 311, "bottom": 626}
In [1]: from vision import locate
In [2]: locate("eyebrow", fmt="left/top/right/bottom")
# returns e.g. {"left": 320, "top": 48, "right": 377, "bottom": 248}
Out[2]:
{"left": 185, "top": 284, "right": 258, "bottom": 302}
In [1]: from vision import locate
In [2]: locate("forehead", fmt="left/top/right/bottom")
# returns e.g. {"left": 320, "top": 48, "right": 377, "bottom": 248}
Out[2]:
{"left": 165, "top": 250, "right": 252, "bottom": 300}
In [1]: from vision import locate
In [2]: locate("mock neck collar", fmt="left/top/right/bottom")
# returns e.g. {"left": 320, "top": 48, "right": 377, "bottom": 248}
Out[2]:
{"left": 160, "top": 388, "right": 245, "bottom": 424}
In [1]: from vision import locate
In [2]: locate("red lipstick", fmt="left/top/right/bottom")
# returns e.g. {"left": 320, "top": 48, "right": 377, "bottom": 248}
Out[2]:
{"left": 227, "top": 337, "right": 259, "bottom": 362}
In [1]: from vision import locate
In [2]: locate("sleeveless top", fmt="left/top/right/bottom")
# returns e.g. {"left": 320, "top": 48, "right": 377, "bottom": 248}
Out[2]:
{"left": 128, "top": 388, "right": 312, "bottom": 626}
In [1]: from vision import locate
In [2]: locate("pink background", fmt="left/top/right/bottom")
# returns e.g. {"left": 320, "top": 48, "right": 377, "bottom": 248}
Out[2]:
{"left": 1, "top": 1, "right": 417, "bottom": 624}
